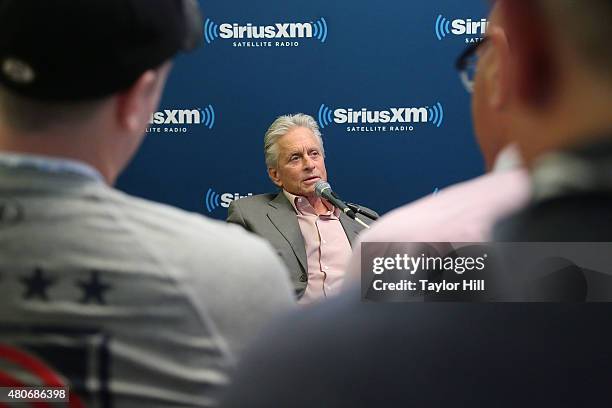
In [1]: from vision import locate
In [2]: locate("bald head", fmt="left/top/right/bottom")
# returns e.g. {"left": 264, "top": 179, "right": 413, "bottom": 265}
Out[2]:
{"left": 490, "top": 0, "right": 612, "bottom": 165}
{"left": 540, "top": 0, "right": 612, "bottom": 79}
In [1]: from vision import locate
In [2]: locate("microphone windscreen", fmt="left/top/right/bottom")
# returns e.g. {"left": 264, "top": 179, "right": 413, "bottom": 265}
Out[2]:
{"left": 315, "top": 181, "right": 331, "bottom": 197}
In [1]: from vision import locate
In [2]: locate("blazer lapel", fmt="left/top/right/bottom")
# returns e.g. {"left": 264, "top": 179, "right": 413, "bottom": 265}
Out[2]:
{"left": 267, "top": 193, "right": 308, "bottom": 272}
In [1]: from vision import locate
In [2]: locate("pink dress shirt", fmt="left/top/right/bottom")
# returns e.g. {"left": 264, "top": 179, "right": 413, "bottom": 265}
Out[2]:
{"left": 283, "top": 191, "right": 352, "bottom": 304}
{"left": 344, "top": 167, "right": 530, "bottom": 283}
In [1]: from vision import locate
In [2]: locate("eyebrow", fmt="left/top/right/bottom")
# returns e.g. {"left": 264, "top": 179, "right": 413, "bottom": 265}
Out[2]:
{"left": 285, "top": 146, "right": 320, "bottom": 159}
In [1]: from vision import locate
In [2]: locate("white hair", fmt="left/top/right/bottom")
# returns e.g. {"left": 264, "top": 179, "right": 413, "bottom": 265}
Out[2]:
{"left": 264, "top": 113, "right": 325, "bottom": 169}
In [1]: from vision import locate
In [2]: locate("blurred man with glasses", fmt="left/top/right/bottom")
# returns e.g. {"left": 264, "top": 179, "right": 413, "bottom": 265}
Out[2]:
{"left": 492, "top": 0, "right": 612, "bottom": 242}
{"left": 340, "top": 3, "right": 529, "bottom": 283}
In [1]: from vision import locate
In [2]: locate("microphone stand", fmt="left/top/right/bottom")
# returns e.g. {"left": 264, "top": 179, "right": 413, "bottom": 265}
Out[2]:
{"left": 346, "top": 202, "right": 379, "bottom": 221}
{"left": 322, "top": 184, "right": 376, "bottom": 228}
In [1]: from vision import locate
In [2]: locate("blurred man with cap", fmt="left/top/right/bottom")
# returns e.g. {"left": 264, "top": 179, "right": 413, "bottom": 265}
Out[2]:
{"left": 0, "top": 1, "right": 294, "bottom": 406}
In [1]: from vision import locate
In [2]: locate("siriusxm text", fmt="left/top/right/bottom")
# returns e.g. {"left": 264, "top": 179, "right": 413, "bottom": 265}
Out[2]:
{"left": 220, "top": 193, "right": 252, "bottom": 208}
{"left": 219, "top": 23, "right": 313, "bottom": 39}
{"left": 150, "top": 110, "right": 203, "bottom": 125}
{"left": 451, "top": 19, "right": 488, "bottom": 35}
{"left": 334, "top": 108, "right": 429, "bottom": 124}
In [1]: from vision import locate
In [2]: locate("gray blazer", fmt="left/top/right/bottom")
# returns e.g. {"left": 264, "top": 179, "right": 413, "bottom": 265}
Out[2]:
{"left": 227, "top": 192, "right": 375, "bottom": 298}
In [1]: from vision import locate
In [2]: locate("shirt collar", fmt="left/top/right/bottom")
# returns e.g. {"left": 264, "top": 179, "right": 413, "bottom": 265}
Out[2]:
{"left": 0, "top": 151, "right": 104, "bottom": 182}
{"left": 492, "top": 144, "right": 523, "bottom": 173}
{"left": 282, "top": 189, "right": 339, "bottom": 217}
{"left": 531, "top": 137, "right": 612, "bottom": 202}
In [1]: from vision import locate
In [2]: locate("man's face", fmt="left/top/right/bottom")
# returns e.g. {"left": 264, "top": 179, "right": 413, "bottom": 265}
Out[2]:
{"left": 268, "top": 126, "right": 327, "bottom": 197}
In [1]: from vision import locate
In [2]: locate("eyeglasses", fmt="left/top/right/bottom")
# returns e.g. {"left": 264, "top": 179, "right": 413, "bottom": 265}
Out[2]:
{"left": 455, "top": 37, "right": 490, "bottom": 93}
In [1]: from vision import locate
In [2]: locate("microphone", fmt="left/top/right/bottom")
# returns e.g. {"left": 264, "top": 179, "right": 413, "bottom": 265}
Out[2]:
{"left": 329, "top": 190, "right": 378, "bottom": 220}
{"left": 314, "top": 181, "right": 356, "bottom": 219}
{"left": 346, "top": 202, "right": 379, "bottom": 221}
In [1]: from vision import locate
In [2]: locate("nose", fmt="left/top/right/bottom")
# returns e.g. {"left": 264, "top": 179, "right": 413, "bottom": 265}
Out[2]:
{"left": 302, "top": 155, "right": 315, "bottom": 170}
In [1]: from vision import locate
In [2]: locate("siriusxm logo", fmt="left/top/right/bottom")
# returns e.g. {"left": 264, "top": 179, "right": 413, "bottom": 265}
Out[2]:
{"left": 435, "top": 15, "right": 488, "bottom": 42}
{"left": 147, "top": 106, "right": 215, "bottom": 134}
{"left": 205, "top": 188, "right": 253, "bottom": 213}
{"left": 317, "top": 103, "right": 444, "bottom": 133}
{"left": 203, "top": 16, "right": 328, "bottom": 48}
{"left": 149, "top": 105, "right": 215, "bottom": 129}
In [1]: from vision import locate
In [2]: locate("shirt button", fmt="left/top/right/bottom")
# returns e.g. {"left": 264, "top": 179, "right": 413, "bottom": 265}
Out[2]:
{"left": 322, "top": 240, "right": 327, "bottom": 244}
{"left": 323, "top": 266, "right": 329, "bottom": 271}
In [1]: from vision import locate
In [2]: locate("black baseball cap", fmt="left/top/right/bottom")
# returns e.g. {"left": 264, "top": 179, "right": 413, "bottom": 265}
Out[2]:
{"left": 0, "top": 0, "right": 203, "bottom": 101}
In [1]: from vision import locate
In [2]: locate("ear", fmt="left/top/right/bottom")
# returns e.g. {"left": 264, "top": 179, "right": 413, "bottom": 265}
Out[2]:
{"left": 499, "top": 0, "right": 557, "bottom": 107}
{"left": 268, "top": 167, "right": 283, "bottom": 188}
{"left": 485, "top": 26, "right": 511, "bottom": 109}
{"left": 115, "top": 64, "right": 171, "bottom": 133}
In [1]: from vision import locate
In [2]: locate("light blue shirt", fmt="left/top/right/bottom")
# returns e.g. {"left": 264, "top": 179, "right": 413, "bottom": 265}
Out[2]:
{"left": 0, "top": 152, "right": 103, "bottom": 182}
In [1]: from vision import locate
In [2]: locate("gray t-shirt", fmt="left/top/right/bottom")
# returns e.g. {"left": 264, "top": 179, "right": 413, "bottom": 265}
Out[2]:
{"left": 0, "top": 154, "right": 295, "bottom": 407}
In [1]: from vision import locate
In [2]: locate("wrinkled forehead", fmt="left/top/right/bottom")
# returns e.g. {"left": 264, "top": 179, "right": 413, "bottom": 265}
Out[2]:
{"left": 277, "top": 127, "right": 322, "bottom": 154}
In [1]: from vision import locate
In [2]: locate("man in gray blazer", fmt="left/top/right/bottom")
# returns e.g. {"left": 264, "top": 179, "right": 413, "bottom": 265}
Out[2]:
{"left": 228, "top": 114, "right": 375, "bottom": 303}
